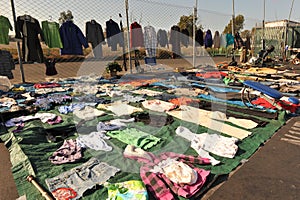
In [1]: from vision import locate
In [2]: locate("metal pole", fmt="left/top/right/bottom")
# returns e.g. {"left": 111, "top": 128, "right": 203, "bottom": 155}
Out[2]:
{"left": 285, "top": 0, "right": 295, "bottom": 58}
{"left": 192, "top": 0, "right": 197, "bottom": 68}
{"left": 10, "top": 0, "right": 26, "bottom": 83}
{"left": 125, "top": 0, "right": 132, "bottom": 74}
{"left": 231, "top": 0, "right": 235, "bottom": 60}
{"left": 262, "top": 0, "right": 265, "bottom": 50}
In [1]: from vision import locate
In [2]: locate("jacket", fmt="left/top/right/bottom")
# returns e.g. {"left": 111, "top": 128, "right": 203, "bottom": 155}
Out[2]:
{"left": 59, "top": 21, "right": 88, "bottom": 55}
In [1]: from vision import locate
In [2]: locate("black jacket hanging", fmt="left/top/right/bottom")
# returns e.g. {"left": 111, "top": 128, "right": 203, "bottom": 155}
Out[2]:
{"left": 195, "top": 29, "right": 204, "bottom": 46}
{"left": 15, "top": 15, "right": 45, "bottom": 63}
{"left": 86, "top": 20, "right": 105, "bottom": 58}
{"left": 106, "top": 19, "right": 123, "bottom": 51}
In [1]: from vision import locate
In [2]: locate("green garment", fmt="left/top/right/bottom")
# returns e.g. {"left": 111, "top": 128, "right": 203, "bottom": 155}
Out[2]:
{"left": 41, "top": 21, "right": 63, "bottom": 48}
{"left": 107, "top": 128, "right": 161, "bottom": 150}
{"left": 0, "top": 15, "right": 12, "bottom": 45}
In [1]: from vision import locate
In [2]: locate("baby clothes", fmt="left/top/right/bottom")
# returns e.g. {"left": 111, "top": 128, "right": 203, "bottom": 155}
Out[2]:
{"left": 124, "top": 146, "right": 210, "bottom": 200}
{"left": 176, "top": 126, "right": 239, "bottom": 158}
{"left": 142, "top": 99, "right": 177, "bottom": 112}
{"left": 73, "top": 106, "right": 106, "bottom": 121}
{"left": 49, "top": 139, "right": 82, "bottom": 164}
{"left": 107, "top": 128, "right": 161, "bottom": 150}
{"left": 77, "top": 131, "right": 112, "bottom": 151}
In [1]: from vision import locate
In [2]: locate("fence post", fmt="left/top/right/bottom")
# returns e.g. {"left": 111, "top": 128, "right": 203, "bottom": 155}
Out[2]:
{"left": 192, "top": 0, "right": 197, "bottom": 68}
{"left": 125, "top": 0, "right": 132, "bottom": 74}
{"left": 10, "top": 0, "right": 26, "bottom": 83}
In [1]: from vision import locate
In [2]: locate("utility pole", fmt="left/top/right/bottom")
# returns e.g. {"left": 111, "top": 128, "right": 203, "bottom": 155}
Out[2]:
{"left": 231, "top": 0, "right": 235, "bottom": 60}
{"left": 192, "top": 0, "right": 197, "bottom": 68}
{"left": 262, "top": 0, "right": 266, "bottom": 50}
{"left": 125, "top": 0, "right": 132, "bottom": 73}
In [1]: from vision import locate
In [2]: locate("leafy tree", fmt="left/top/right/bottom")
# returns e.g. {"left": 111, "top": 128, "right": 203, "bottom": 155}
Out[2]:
{"left": 177, "top": 14, "right": 204, "bottom": 37}
{"left": 223, "top": 14, "right": 245, "bottom": 34}
{"left": 241, "top": 29, "right": 251, "bottom": 39}
{"left": 177, "top": 15, "right": 194, "bottom": 36}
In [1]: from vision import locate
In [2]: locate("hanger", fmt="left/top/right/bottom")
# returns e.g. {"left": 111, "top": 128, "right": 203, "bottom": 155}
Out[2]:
{"left": 48, "top": 15, "right": 53, "bottom": 22}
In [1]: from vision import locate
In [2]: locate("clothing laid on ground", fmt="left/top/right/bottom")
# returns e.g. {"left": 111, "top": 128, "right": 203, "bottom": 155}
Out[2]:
{"left": 49, "top": 139, "right": 82, "bottom": 165}
{"left": 59, "top": 20, "right": 88, "bottom": 55}
{"left": 124, "top": 146, "right": 211, "bottom": 200}
{"left": 15, "top": 15, "right": 45, "bottom": 63}
{"left": 176, "top": 126, "right": 239, "bottom": 158}
{"left": 0, "top": 50, "right": 14, "bottom": 79}
{"left": 85, "top": 20, "right": 105, "bottom": 58}
{"left": 105, "top": 180, "right": 148, "bottom": 200}
{"left": 77, "top": 131, "right": 112, "bottom": 151}
{"left": 0, "top": 15, "right": 13, "bottom": 44}
{"left": 107, "top": 128, "right": 161, "bottom": 150}
{"left": 41, "top": 21, "right": 63, "bottom": 48}
{"left": 98, "top": 102, "right": 143, "bottom": 116}
{"left": 167, "top": 105, "right": 252, "bottom": 140}
{"left": 142, "top": 99, "right": 177, "bottom": 112}
{"left": 45, "top": 157, "right": 120, "bottom": 200}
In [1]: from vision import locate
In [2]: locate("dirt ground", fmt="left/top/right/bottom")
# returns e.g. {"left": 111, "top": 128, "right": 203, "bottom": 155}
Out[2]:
{"left": 0, "top": 55, "right": 299, "bottom": 200}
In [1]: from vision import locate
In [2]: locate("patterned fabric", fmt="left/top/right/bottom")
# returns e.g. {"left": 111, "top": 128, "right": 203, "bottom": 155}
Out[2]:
{"left": 49, "top": 139, "right": 82, "bottom": 165}
{"left": 144, "top": 25, "right": 157, "bottom": 57}
{"left": 125, "top": 151, "right": 210, "bottom": 200}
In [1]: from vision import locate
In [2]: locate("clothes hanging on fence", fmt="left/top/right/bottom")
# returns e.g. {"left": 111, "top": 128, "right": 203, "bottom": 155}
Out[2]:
{"left": 59, "top": 20, "right": 88, "bottom": 55}
{"left": 157, "top": 29, "right": 168, "bottom": 48}
{"left": 195, "top": 28, "right": 204, "bottom": 46}
{"left": 181, "top": 28, "right": 190, "bottom": 47}
{"left": 144, "top": 25, "right": 157, "bottom": 57}
{"left": 220, "top": 33, "right": 227, "bottom": 48}
{"left": 213, "top": 31, "right": 220, "bottom": 48}
{"left": 169, "top": 25, "right": 181, "bottom": 58}
{"left": 86, "top": 20, "right": 105, "bottom": 58}
{"left": 41, "top": 21, "right": 63, "bottom": 48}
{"left": 106, "top": 19, "right": 123, "bottom": 51}
{"left": 15, "top": 14, "right": 45, "bottom": 63}
{"left": 0, "top": 15, "right": 13, "bottom": 45}
{"left": 130, "top": 21, "right": 144, "bottom": 48}
{"left": 226, "top": 33, "right": 234, "bottom": 47}
{"left": 204, "top": 29, "right": 213, "bottom": 48}
{"left": 0, "top": 50, "right": 14, "bottom": 79}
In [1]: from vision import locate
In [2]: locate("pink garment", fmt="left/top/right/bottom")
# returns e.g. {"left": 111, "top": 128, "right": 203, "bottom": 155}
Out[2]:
{"left": 47, "top": 116, "right": 63, "bottom": 125}
{"left": 49, "top": 139, "right": 82, "bottom": 165}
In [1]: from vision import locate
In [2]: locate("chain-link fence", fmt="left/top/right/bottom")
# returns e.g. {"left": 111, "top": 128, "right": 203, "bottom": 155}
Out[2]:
{"left": 0, "top": 0, "right": 266, "bottom": 83}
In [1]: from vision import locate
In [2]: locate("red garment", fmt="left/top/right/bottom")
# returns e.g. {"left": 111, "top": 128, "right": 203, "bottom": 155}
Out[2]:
{"left": 252, "top": 98, "right": 299, "bottom": 113}
{"left": 195, "top": 71, "right": 222, "bottom": 79}
{"left": 130, "top": 22, "right": 144, "bottom": 48}
{"left": 34, "top": 82, "right": 61, "bottom": 88}
{"left": 169, "top": 97, "right": 199, "bottom": 106}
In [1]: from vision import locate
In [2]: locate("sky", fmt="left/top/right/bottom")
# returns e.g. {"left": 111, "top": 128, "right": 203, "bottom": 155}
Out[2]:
{"left": 0, "top": 0, "right": 299, "bottom": 35}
